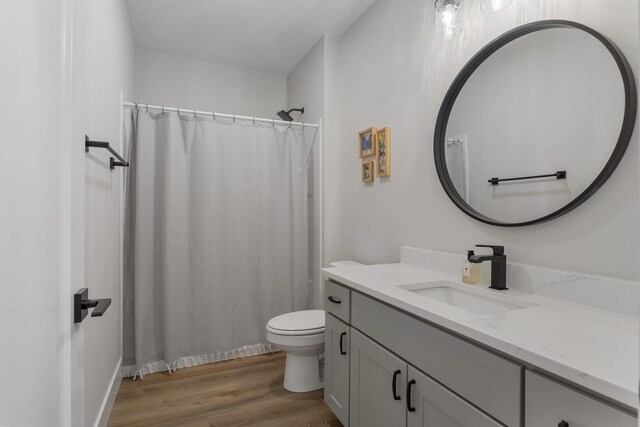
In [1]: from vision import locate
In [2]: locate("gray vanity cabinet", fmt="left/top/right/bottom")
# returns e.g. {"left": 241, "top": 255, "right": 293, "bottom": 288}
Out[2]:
{"left": 324, "top": 313, "right": 350, "bottom": 426}
{"left": 324, "top": 280, "right": 636, "bottom": 427}
{"left": 406, "top": 366, "right": 501, "bottom": 427}
{"left": 349, "top": 329, "right": 407, "bottom": 427}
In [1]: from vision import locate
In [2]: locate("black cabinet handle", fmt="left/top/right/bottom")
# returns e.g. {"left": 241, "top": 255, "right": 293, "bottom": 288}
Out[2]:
{"left": 558, "top": 422, "right": 569, "bottom": 427}
{"left": 407, "top": 379, "right": 416, "bottom": 412}
{"left": 392, "top": 370, "right": 401, "bottom": 400}
{"left": 339, "top": 332, "right": 347, "bottom": 355}
{"left": 328, "top": 296, "right": 342, "bottom": 304}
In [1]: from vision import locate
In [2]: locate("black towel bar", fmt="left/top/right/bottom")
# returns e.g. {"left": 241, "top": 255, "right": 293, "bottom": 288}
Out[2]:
{"left": 85, "top": 135, "right": 129, "bottom": 169}
{"left": 489, "top": 170, "right": 566, "bottom": 186}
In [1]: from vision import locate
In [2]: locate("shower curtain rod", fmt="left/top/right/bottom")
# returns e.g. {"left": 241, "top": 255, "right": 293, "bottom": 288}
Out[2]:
{"left": 124, "top": 102, "right": 319, "bottom": 129}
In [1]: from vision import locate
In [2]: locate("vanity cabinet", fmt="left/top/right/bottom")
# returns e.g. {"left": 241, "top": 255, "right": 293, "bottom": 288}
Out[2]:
{"left": 324, "top": 313, "right": 350, "bottom": 426}
{"left": 525, "top": 371, "right": 636, "bottom": 427}
{"left": 323, "top": 280, "right": 635, "bottom": 427}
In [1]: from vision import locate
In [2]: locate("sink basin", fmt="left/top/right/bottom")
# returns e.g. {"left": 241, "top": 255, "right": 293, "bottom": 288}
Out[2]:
{"left": 399, "top": 281, "right": 533, "bottom": 315}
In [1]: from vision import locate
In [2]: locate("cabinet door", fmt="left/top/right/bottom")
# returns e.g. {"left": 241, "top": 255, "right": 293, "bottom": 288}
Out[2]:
{"left": 325, "top": 313, "right": 350, "bottom": 426}
{"left": 350, "top": 329, "right": 407, "bottom": 427}
{"left": 407, "top": 366, "right": 501, "bottom": 427}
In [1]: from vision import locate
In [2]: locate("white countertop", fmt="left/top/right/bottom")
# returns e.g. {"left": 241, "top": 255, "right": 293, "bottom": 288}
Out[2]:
{"left": 322, "top": 262, "right": 639, "bottom": 409}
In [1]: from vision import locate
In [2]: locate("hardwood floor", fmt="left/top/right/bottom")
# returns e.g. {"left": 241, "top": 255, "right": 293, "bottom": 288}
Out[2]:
{"left": 108, "top": 352, "right": 341, "bottom": 427}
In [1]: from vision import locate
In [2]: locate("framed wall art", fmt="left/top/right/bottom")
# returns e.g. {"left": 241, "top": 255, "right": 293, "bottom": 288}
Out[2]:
{"left": 362, "top": 160, "right": 374, "bottom": 183}
{"left": 359, "top": 127, "right": 377, "bottom": 158}
{"left": 376, "top": 127, "right": 390, "bottom": 177}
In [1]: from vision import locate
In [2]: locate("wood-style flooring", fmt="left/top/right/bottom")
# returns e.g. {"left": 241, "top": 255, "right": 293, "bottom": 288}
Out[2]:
{"left": 108, "top": 352, "right": 341, "bottom": 427}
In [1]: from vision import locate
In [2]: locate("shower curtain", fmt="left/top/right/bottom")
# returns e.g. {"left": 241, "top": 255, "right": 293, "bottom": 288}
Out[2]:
{"left": 123, "top": 109, "right": 311, "bottom": 378}
{"left": 445, "top": 137, "right": 469, "bottom": 203}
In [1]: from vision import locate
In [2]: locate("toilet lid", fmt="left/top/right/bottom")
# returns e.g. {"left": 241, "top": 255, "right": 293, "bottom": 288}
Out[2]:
{"left": 267, "top": 310, "right": 325, "bottom": 334}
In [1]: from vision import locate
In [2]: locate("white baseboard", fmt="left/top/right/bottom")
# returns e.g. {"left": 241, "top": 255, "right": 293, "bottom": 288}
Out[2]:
{"left": 95, "top": 358, "right": 122, "bottom": 427}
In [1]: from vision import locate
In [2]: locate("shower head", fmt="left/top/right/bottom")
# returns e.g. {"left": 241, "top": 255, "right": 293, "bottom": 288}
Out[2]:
{"left": 276, "top": 107, "right": 304, "bottom": 122}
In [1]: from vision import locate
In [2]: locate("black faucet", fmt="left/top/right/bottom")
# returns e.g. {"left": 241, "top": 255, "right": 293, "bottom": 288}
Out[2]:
{"left": 467, "top": 245, "right": 507, "bottom": 290}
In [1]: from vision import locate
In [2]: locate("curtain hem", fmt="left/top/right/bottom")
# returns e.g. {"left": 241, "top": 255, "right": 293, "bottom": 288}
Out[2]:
{"left": 122, "top": 342, "right": 279, "bottom": 379}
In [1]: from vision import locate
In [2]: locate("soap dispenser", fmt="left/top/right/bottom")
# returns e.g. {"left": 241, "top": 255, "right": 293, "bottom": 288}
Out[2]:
{"left": 462, "top": 250, "right": 480, "bottom": 284}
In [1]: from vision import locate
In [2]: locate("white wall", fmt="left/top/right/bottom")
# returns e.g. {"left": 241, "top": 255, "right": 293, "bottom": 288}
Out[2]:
{"left": 288, "top": 37, "right": 325, "bottom": 124}
{"left": 325, "top": 0, "right": 639, "bottom": 281}
{"left": 286, "top": 37, "right": 325, "bottom": 308}
{"left": 135, "top": 48, "right": 287, "bottom": 118}
{"left": 82, "top": 1, "right": 135, "bottom": 426}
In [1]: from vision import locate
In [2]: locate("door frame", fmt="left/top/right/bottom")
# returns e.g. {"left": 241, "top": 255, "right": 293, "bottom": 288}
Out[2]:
{"left": 60, "top": 0, "right": 88, "bottom": 425}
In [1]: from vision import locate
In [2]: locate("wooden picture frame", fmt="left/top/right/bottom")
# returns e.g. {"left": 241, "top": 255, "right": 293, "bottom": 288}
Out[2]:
{"left": 359, "top": 127, "right": 377, "bottom": 158}
{"left": 376, "top": 127, "right": 391, "bottom": 177}
{"left": 361, "top": 160, "right": 374, "bottom": 183}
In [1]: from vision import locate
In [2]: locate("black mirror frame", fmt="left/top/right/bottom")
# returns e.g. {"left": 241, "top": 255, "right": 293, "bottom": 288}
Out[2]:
{"left": 434, "top": 19, "right": 637, "bottom": 227}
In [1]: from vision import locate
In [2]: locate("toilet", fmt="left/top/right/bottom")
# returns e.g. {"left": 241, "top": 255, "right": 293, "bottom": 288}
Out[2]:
{"left": 266, "top": 260, "right": 363, "bottom": 392}
{"left": 267, "top": 309, "right": 326, "bottom": 392}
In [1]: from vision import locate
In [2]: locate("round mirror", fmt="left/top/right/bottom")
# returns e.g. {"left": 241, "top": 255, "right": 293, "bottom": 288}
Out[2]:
{"left": 434, "top": 20, "right": 637, "bottom": 226}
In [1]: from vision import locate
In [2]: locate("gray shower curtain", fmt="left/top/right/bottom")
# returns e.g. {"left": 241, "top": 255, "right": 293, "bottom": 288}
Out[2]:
{"left": 445, "top": 137, "right": 468, "bottom": 203}
{"left": 123, "top": 109, "right": 310, "bottom": 377}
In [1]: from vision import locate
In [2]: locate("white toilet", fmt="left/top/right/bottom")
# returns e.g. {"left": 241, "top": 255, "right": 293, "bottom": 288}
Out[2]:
{"left": 266, "top": 309, "right": 325, "bottom": 392}
{"left": 266, "top": 260, "right": 363, "bottom": 393}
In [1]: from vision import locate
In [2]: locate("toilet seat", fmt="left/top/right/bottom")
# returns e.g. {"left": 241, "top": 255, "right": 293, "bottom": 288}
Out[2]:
{"left": 267, "top": 310, "right": 325, "bottom": 336}
{"left": 267, "top": 325, "right": 324, "bottom": 336}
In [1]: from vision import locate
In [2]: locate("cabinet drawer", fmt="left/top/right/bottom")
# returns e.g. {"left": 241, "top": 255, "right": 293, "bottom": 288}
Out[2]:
{"left": 525, "top": 371, "right": 636, "bottom": 427}
{"left": 352, "top": 292, "right": 522, "bottom": 427}
{"left": 325, "top": 280, "right": 350, "bottom": 322}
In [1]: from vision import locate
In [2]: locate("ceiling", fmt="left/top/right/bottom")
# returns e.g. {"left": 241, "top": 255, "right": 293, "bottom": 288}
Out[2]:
{"left": 125, "top": 0, "right": 374, "bottom": 74}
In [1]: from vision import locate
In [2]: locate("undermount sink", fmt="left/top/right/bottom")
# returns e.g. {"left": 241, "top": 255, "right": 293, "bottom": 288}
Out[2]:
{"left": 399, "top": 281, "right": 534, "bottom": 315}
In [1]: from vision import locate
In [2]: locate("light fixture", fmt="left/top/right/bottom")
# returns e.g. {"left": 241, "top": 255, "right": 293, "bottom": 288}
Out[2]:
{"left": 435, "top": 0, "right": 462, "bottom": 40}
{"left": 480, "top": 0, "right": 513, "bottom": 12}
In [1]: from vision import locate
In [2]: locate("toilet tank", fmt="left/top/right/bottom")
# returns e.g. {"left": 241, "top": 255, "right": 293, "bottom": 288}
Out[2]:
{"left": 329, "top": 261, "right": 363, "bottom": 268}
